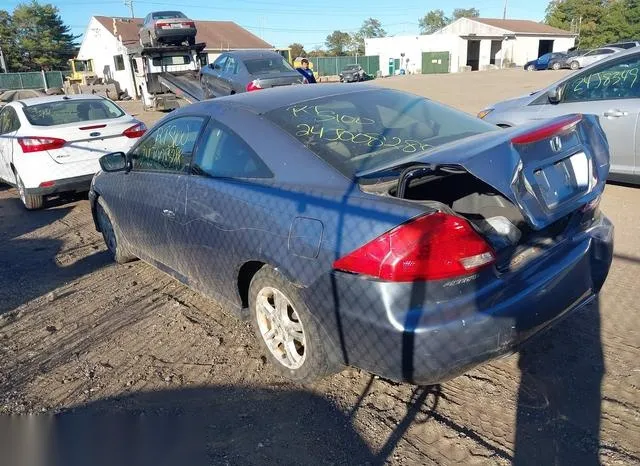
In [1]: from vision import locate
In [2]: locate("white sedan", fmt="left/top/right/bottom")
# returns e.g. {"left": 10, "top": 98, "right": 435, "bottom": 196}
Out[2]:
{"left": 0, "top": 94, "right": 146, "bottom": 209}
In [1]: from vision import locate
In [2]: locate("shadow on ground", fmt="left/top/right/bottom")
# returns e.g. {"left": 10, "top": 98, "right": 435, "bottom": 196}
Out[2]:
{"left": 0, "top": 192, "right": 110, "bottom": 314}
{"left": 47, "top": 385, "right": 375, "bottom": 466}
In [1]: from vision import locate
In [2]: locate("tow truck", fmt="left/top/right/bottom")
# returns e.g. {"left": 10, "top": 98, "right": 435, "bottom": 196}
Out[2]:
{"left": 129, "top": 42, "right": 207, "bottom": 111}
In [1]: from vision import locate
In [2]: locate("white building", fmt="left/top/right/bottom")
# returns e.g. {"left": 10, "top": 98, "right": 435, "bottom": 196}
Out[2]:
{"left": 77, "top": 16, "right": 273, "bottom": 98}
{"left": 365, "top": 18, "right": 576, "bottom": 75}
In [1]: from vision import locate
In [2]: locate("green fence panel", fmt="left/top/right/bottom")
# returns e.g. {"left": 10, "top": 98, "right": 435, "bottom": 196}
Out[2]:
{"left": 19, "top": 72, "right": 44, "bottom": 89}
{"left": 0, "top": 71, "right": 64, "bottom": 90}
{"left": 0, "top": 74, "right": 24, "bottom": 90}
{"left": 313, "top": 56, "right": 380, "bottom": 76}
{"left": 45, "top": 71, "right": 64, "bottom": 89}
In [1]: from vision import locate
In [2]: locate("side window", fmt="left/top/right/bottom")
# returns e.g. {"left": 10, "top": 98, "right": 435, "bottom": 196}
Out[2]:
{"left": 114, "top": 55, "right": 125, "bottom": 71}
{"left": 213, "top": 56, "right": 227, "bottom": 71}
{"left": 7, "top": 108, "right": 20, "bottom": 132}
{"left": 0, "top": 108, "right": 20, "bottom": 134}
{"left": 193, "top": 122, "right": 272, "bottom": 179}
{"left": 563, "top": 55, "right": 640, "bottom": 103}
{"left": 601, "top": 49, "right": 616, "bottom": 55}
{"left": 224, "top": 57, "right": 237, "bottom": 74}
{"left": 132, "top": 116, "right": 206, "bottom": 172}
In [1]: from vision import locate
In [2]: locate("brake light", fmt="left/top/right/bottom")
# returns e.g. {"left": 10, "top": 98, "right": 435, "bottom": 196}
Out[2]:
{"left": 182, "top": 22, "right": 195, "bottom": 28}
{"left": 333, "top": 212, "right": 495, "bottom": 281}
{"left": 18, "top": 137, "right": 66, "bottom": 153}
{"left": 39, "top": 181, "right": 55, "bottom": 188}
{"left": 156, "top": 21, "right": 170, "bottom": 28}
{"left": 79, "top": 124, "right": 106, "bottom": 130}
{"left": 246, "top": 80, "right": 263, "bottom": 92}
{"left": 511, "top": 114, "right": 582, "bottom": 145}
{"left": 122, "top": 122, "right": 147, "bottom": 138}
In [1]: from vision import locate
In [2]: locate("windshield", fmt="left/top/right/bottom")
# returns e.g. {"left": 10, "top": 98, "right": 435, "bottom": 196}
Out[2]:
{"left": 245, "top": 57, "right": 295, "bottom": 74}
{"left": 344, "top": 65, "right": 359, "bottom": 70}
{"left": 23, "top": 99, "right": 125, "bottom": 126}
{"left": 265, "top": 89, "right": 496, "bottom": 178}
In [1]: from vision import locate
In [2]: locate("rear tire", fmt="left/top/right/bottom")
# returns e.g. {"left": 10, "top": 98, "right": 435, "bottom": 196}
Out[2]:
{"left": 96, "top": 197, "right": 136, "bottom": 264}
{"left": 17, "top": 175, "right": 43, "bottom": 210}
{"left": 570, "top": 61, "right": 580, "bottom": 70}
{"left": 188, "top": 37, "right": 196, "bottom": 46}
{"left": 149, "top": 32, "right": 156, "bottom": 47}
{"left": 249, "top": 266, "right": 342, "bottom": 383}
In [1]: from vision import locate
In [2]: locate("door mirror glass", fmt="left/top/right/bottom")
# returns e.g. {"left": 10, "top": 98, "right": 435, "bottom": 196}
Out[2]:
{"left": 548, "top": 86, "right": 562, "bottom": 104}
{"left": 213, "top": 63, "right": 221, "bottom": 70}
{"left": 99, "top": 152, "right": 127, "bottom": 172}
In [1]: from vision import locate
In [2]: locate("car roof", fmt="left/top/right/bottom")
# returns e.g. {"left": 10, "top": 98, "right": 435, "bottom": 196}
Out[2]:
{"left": 224, "top": 49, "right": 284, "bottom": 60}
{"left": 13, "top": 94, "right": 112, "bottom": 107}
{"left": 187, "top": 83, "right": 384, "bottom": 115}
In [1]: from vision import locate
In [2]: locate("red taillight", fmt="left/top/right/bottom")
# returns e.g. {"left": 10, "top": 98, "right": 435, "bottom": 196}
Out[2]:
{"left": 156, "top": 21, "right": 170, "bottom": 28}
{"left": 39, "top": 181, "right": 55, "bottom": 188}
{"left": 122, "top": 122, "right": 147, "bottom": 138}
{"left": 511, "top": 114, "right": 582, "bottom": 145}
{"left": 18, "top": 137, "right": 66, "bottom": 153}
{"left": 333, "top": 212, "right": 495, "bottom": 282}
{"left": 182, "top": 21, "right": 195, "bottom": 28}
{"left": 246, "top": 80, "right": 263, "bottom": 92}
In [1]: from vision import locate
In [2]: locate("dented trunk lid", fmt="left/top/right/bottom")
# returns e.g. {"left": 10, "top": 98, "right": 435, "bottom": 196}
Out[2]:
{"left": 358, "top": 114, "right": 609, "bottom": 231}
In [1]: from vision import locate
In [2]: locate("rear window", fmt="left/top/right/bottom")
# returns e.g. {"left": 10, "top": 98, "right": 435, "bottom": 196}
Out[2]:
{"left": 152, "top": 55, "right": 191, "bottom": 66}
{"left": 265, "top": 89, "right": 495, "bottom": 178}
{"left": 153, "top": 11, "right": 185, "bottom": 19}
{"left": 244, "top": 57, "right": 294, "bottom": 74}
{"left": 23, "top": 99, "right": 125, "bottom": 126}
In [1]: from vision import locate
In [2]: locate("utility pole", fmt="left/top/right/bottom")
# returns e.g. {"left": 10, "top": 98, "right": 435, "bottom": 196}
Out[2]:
{"left": 124, "top": 0, "right": 135, "bottom": 18}
{"left": 0, "top": 47, "right": 7, "bottom": 73}
{"left": 502, "top": 0, "right": 508, "bottom": 19}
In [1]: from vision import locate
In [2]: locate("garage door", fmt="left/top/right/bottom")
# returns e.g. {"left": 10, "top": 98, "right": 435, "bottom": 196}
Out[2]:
{"left": 422, "top": 52, "right": 450, "bottom": 74}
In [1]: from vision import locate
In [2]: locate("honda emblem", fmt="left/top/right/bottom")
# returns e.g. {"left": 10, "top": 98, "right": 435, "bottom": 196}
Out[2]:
{"left": 550, "top": 136, "right": 562, "bottom": 152}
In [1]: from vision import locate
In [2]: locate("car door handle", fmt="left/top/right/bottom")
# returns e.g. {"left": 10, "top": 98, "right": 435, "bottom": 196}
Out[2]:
{"left": 603, "top": 109, "right": 627, "bottom": 118}
{"left": 162, "top": 209, "right": 176, "bottom": 219}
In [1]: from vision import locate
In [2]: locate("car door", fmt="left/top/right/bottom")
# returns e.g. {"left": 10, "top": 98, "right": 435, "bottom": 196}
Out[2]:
{"left": 117, "top": 115, "right": 208, "bottom": 270}
{"left": 219, "top": 56, "right": 238, "bottom": 95}
{"left": 537, "top": 53, "right": 552, "bottom": 69}
{"left": 545, "top": 53, "right": 640, "bottom": 177}
{"left": 176, "top": 118, "right": 274, "bottom": 299}
{"left": 0, "top": 106, "right": 20, "bottom": 184}
{"left": 206, "top": 55, "right": 227, "bottom": 97}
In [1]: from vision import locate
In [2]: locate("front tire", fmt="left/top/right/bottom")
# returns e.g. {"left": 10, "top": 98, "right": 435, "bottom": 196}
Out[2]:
{"left": 17, "top": 175, "right": 43, "bottom": 210}
{"left": 249, "top": 266, "right": 342, "bottom": 382}
{"left": 526, "top": 64, "right": 535, "bottom": 71}
{"left": 96, "top": 197, "right": 136, "bottom": 264}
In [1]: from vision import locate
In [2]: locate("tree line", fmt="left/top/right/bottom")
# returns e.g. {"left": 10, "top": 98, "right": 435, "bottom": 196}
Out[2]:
{"left": 0, "top": 1, "right": 78, "bottom": 72}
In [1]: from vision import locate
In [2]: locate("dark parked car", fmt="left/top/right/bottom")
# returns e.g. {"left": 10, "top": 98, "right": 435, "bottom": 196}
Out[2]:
{"left": 524, "top": 52, "right": 566, "bottom": 71}
{"left": 139, "top": 11, "right": 197, "bottom": 47}
{"left": 200, "top": 50, "right": 304, "bottom": 98}
{"left": 339, "top": 64, "right": 366, "bottom": 82}
{"left": 548, "top": 50, "right": 584, "bottom": 70}
{"left": 89, "top": 85, "right": 613, "bottom": 384}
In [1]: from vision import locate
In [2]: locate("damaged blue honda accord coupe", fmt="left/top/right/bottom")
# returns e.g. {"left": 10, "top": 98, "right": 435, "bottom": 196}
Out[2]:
{"left": 89, "top": 84, "right": 614, "bottom": 384}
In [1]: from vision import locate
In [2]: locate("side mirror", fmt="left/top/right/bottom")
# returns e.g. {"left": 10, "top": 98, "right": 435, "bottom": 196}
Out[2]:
{"left": 99, "top": 152, "right": 127, "bottom": 172}
{"left": 548, "top": 86, "right": 562, "bottom": 104}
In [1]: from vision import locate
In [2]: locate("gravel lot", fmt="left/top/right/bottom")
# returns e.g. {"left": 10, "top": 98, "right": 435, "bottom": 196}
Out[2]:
{"left": 1, "top": 69, "right": 638, "bottom": 465}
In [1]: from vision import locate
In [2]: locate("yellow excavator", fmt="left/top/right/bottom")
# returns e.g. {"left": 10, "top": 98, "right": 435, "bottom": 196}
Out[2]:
{"left": 66, "top": 58, "right": 97, "bottom": 85}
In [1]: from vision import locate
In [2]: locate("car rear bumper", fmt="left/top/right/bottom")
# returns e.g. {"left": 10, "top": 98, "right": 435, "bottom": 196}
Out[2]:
{"left": 156, "top": 28, "right": 196, "bottom": 40}
{"left": 303, "top": 213, "right": 614, "bottom": 385}
{"left": 25, "top": 174, "right": 93, "bottom": 195}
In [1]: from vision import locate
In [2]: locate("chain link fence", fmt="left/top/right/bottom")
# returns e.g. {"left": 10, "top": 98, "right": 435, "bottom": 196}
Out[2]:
{"left": 313, "top": 56, "right": 380, "bottom": 77}
{"left": 0, "top": 71, "right": 64, "bottom": 91}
